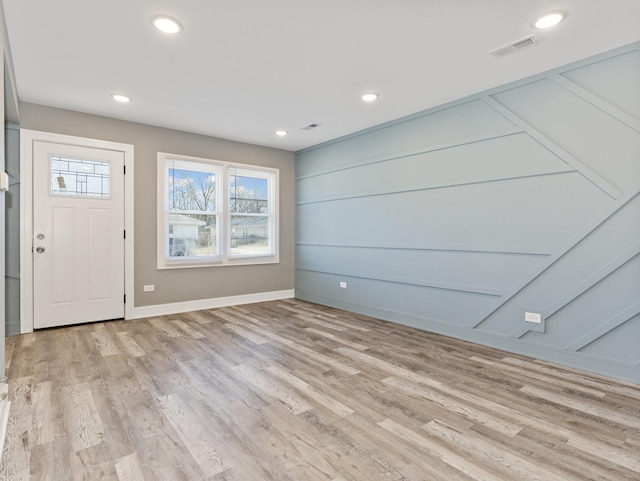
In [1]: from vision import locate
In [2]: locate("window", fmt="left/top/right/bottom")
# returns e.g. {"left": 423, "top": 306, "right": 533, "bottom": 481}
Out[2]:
{"left": 158, "top": 153, "right": 278, "bottom": 269}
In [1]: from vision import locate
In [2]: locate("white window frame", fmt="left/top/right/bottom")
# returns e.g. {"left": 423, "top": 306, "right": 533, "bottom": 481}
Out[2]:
{"left": 228, "top": 166, "right": 277, "bottom": 260}
{"left": 157, "top": 152, "right": 279, "bottom": 269}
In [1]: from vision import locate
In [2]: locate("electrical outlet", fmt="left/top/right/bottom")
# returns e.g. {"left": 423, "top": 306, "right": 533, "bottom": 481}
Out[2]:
{"left": 525, "top": 311, "right": 542, "bottom": 324}
{"left": 339, "top": 281, "right": 347, "bottom": 289}
{"left": 143, "top": 284, "right": 155, "bottom": 292}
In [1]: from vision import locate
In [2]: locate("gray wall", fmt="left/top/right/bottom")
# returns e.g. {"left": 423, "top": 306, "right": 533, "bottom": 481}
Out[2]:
{"left": 20, "top": 103, "right": 295, "bottom": 308}
{"left": 296, "top": 43, "right": 640, "bottom": 383}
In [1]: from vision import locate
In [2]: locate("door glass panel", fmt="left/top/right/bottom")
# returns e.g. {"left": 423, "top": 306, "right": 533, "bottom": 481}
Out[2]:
{"left": 51, "top": 155, "right": 110, "bottom": 198}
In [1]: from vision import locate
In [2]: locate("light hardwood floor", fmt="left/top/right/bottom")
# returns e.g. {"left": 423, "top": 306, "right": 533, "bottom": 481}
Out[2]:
{"left": 2, "top": 299, "right": 639, "bottom": 480}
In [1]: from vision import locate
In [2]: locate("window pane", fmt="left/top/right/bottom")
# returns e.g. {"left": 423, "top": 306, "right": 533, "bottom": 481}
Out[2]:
{"left": 168, "top": 214, "right": 217, "bottom": 257}
{"left": 230, "top": 215, "right": 269, "bottom": 255}
{"left": 169, "top": 167, "right": 216, "bottom": 211}
{"left": 229, "top": 175, "right": 268, "bottom": 213}
{"left": 51, "top": 156, "right": 110, "bottom": 198}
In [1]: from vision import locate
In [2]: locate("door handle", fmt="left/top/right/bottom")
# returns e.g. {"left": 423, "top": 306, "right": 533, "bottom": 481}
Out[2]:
{"left": 36, "top": 246, "right": 45, "bottom": 253}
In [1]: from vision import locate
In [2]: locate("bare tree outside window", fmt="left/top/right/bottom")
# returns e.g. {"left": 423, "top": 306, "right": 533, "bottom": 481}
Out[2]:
{"left": 169, "top": 168, "right": 216, "bottom": 212}
{"left": 168, "top": 167, "right": 218, "bottom": 257}
{"left": 230, "top": 175, "right": 268, "bottom": 213}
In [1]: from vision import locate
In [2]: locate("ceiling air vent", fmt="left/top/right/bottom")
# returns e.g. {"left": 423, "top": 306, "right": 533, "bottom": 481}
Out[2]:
{"left": 490, "top": 35, "right": 540, "bottom": 59}
{"left": 302, "top": 123, "right": 320, "bottom": 131}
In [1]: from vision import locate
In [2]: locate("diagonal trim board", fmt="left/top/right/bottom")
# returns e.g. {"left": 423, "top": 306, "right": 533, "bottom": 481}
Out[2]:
{"left": 296, "top": 265, "right": 505, "bottom": 297}
{"left": 481, "top": 96, "right": 621, "bottom": 199}
{"left": 510, "top": 245, "right": 640, "bottom": 338}
{"left": 296, "top": 126, "right": 523, "bottom": 180}
{"left": 297, "top": 165, "right": 574, "bottom": 205}
{"left": 296, "top": 240, "right": 553, "bottom": 256}
{"left": 542, "top": 244, "right": 640, "bottom": 319}
{"left": 565, "top": 301, "right": 640, "bottom": 351}
{"left": 468, "top": 185, "right": 640, "bottom": 329}
{"left": 551, "top": 74, "right": 640, "bottom": 135}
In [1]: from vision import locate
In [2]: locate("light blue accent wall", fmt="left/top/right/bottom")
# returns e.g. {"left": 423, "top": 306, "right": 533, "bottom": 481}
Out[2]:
{"left": 5, "top": 124, "right": 20, "bottom": 336}
{"left": 295, "top": 43, "right": 640, "bottom": 383}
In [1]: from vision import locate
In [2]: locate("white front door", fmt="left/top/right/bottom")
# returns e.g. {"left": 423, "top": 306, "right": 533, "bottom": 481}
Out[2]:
{"left": 32, "top": 141, "right": 125, "bottom": 329}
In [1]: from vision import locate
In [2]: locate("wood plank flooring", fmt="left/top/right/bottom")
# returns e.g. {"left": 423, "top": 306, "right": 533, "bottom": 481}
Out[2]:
{"left": 2, "top": 299, "right": 639, "bottom": 481}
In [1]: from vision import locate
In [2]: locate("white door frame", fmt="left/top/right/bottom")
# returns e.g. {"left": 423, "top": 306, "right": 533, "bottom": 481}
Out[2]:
{"left": 20, "top": 129, "right": 135, "bottom": 333}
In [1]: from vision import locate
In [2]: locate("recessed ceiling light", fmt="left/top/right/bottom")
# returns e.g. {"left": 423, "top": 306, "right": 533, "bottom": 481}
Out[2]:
{"left": 275, "top": 130, "right": 288, "bottom": 137}
{"left": 152, "top": 16, "right": 182, "bottom": 34}
{"left": 532, "top": 11, "right": 566, "bottom": 29}
{"left": 361, "top": 93, "right": 379, "bottom": 102}
{"left": 111, "top": 94, "right": 131, "bottom": 103}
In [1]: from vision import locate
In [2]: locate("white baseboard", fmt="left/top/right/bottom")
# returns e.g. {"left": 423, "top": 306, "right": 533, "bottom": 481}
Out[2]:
{"left": 133, "top": 289, "right": 295, "bottom": 319}
{"left": 0, "top": 396, "right": 9, "bottom": 463}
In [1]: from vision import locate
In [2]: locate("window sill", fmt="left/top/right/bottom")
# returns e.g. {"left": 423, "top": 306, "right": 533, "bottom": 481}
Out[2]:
{"left": 158, "top": 255, "right": 279, "bottom": 270}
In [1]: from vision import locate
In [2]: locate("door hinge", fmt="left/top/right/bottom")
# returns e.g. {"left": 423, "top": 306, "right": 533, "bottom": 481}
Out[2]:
{"left": 124, "top": 230, "right": 126, "bottom": 239}
{"left": 123, "top": 165, "right": 126, "bottom": 175}
{"left": 124, "top": 294, "right": 126, "bottom": 304}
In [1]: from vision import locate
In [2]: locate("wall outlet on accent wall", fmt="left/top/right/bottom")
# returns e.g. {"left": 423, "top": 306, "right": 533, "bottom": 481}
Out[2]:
{"left": 339, "top": 281, "right": 347, "bottom": 289}
{"left": 525, "top": 311, "right": 542, "bottom": 324}
{"left": 143, "top": 285, "right": 155, "bottom": 292}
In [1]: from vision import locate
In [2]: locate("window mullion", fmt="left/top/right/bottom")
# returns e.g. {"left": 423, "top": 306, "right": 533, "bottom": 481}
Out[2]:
{"left": 222, "top": 165, "right": 230, "bottom": 262}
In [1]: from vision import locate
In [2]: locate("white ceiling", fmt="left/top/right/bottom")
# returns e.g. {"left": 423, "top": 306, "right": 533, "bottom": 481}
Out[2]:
{"left": 3, "top": 0, "right": 640, "bottom": 151}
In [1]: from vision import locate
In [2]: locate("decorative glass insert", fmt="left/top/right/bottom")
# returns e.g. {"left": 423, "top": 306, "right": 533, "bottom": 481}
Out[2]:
{"left": 51, "top": 156, "right": 110, "bottom": 198}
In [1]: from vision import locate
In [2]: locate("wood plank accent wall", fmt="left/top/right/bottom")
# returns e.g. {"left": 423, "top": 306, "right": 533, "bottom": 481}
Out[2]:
{"left": 295, "top": 43, "right": 640, "bottom": 383}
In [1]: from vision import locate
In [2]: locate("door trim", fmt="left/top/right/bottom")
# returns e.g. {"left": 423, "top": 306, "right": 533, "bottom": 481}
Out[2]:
{"left": 20, "top": 129, "right": 135, "bottom": 333}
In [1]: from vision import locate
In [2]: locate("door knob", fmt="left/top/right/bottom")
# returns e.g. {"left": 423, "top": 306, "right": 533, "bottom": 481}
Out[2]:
{"left": 36, "top": 246, "right": 45, "bottom": 253}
